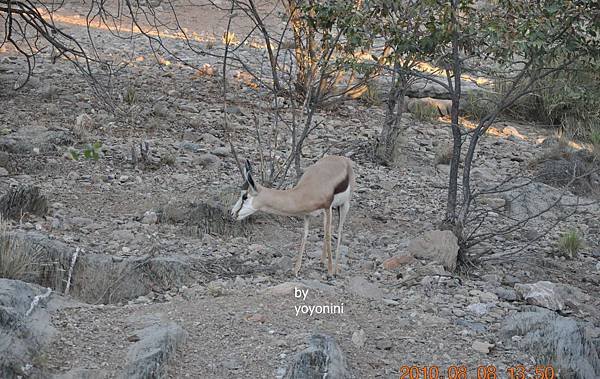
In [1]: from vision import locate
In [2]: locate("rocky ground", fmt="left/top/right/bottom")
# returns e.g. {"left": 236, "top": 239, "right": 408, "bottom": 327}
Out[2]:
{"left": 1, "top": 2, "right": 600, "bottom": 378}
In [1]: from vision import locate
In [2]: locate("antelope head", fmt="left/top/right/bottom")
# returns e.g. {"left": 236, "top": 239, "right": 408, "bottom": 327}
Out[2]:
{"left": 231, "top": 159, "right": 260, "bottom": 220}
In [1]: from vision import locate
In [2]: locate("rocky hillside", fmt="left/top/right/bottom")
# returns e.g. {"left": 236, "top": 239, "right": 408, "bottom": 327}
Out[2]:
{"left": 1, "top": 3, "right": 599, "bottom": 378}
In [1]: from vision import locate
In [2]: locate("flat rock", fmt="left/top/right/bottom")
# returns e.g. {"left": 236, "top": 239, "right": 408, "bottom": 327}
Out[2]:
{"left": 346, "top": 276, "right": 383, "bottom": 300}
{"left": 472, "top": 341, "right": 494, "bottom": 354}
{"left": 515, "top": 281, "right": 591, "bottom": 312}
{"left": 262, "top": 282, "right": 308, "bottom": 296}
{"left": 514, "top": 281, "right": 564, "bottom": 311}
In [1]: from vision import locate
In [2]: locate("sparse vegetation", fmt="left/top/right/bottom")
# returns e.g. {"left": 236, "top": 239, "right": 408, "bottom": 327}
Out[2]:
{"left": 557, "top": 229, "right": 584, "bottom": 258}
{"left": 361, "top": 80, "right": 382, "bottom": 106}
{"left": 411, "top": 101, "right": 439, "bottom": 122}
{"left": 462, "top": 90, "right": 498, "bottom": 122}
{"left": 160, "top": 154, "right": 176, "bottom": 166}
{"left": 486, "top": 62, "right": 600, "bottom": 142}
{"left": 434, "top": 142, "right": 453, "bottom": 166}
{"left": 0, "top": 220, "right": 43, "bottom": 281}
{"left": 0, "top": 185, "right": 48, "bottom": 220}
{"left": 590, "top": 130, "right": 600, "bottom": 155}
{"left": 69, "top": 141, "right": 103, "bottom": 161}
{"left": 124, "top": 86, "right": 137, "bottom": 105}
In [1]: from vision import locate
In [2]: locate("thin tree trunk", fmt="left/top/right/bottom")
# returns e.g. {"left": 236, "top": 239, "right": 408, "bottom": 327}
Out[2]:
{"left": 445, "top": 0, "right": 464, "bottom": 245}
{"left": 375, "top": 62, "right": 407, "bottom": 165}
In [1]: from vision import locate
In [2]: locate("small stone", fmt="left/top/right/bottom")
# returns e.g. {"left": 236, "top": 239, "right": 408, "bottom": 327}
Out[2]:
{"left": 223, "top": 358, "right": 242, "bottom": 370}
{"left": 351, "top": 329, "right": 366, "bottom": 348}
{"left": 375, "top": 339, "right": 393, "bottom": 351}
{"left": 0, "top": 167, "right": 9, "bottom": 176}
{"left": 75, "top": 113, "right": 94, "bottom": 130}
{"left": 153, "top": 101, "right": 170, "bottom": 117}
{"left": 467, "top": 303, "right": 490, "bottom": 316}
{"left": 201, "top": 133, "right": 222, "bottom": 145}
{"left": 113, "top": 230, "right": 135, "bottom": 242}
{"left": 134, "top": 296, "right": 150, "bottom": 304}
{"left": 382, "top": 299, "right": 400, "bottom": 306}
{"left": 142, "top": 211, "right": 158, "bottom": 225}
{"left": 479, "top": 292, "right": 498, "bottom": 303}
{"left": 452, "top": 308, "right": 466, "bottom": 317}
{"left": 234, "top": 276, "right": 246, "bottom": 287}
{"left": 262, "top": 282, "right": 306, "bottom": 296}
{"left": 244, "top": 313, "right": 267, "bottom": 323}
{"left": 481, "top": 274, "right": 501, "bottom": 284}
{"left": 382, "top": 255, "right": 414, "bottom": 270}
{"left": 212, "top": 146, "right": 230, "bottom": 157}
{"left": 494, "top": 287, "right": 517, "bottom": 301}
{"left": 197, "top": 153, "right": 221, "bottom": 168}
{"left": 407, "top": 230, "right": 459, "bottom": 272}
{"left": 347, "top": 276, "right": 384, "bottom": 300}
{"left": 472, "top": 340, "right": 494, "bottom": 354}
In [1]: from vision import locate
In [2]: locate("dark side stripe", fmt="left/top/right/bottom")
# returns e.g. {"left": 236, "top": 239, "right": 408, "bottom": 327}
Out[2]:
{"left": 333, "top": 169, "right": 349, "bottom": 195}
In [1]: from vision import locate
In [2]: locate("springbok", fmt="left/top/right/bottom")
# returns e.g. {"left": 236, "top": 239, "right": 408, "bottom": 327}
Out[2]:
{"left": 231, "top": 156, "right": 355, "bottom": 277}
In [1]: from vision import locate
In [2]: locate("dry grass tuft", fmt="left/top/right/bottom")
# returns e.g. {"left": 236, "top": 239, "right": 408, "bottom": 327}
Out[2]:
{"left": 0, "top": 219, "right": 43, "bottom": 281}
{"left": 557, "top": 229, "right": 584, "bottom": 259}
{"left": 0, "top": 185, "right": 47, "bottom": 220}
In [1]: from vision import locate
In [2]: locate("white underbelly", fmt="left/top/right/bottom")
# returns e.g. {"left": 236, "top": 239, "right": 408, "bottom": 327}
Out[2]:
{"left": 331, "top": 186, "right": 351, "bottom": 208}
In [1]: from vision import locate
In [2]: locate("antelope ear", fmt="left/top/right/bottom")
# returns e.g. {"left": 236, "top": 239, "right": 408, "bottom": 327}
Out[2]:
{"left": 246, "top": 171, "right": 257, "bottom": 194}
{"left": 243, "top": 159, "right": 257, "bottom": 194}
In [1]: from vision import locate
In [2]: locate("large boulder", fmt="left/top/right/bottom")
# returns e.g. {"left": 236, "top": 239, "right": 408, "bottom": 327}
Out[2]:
{"left": 284, "top": 334, "right": 351, "bottom": 379}
{"left": 514, "top": 281, "right": 591, "bottom": 312}
{"left": 407, "top": 230, "right": 459, "bottom": 271}
{"left": 0, "top": 125, "right": 72, "bottom": 154}
{"left": 121, "top": 323, "right": 188, "bottom": 379}
{"left": 0, "top": 279, "right": 56, "bottom": 378}
{"left": 501, "top": 308, "right": 600, "bottom": 379}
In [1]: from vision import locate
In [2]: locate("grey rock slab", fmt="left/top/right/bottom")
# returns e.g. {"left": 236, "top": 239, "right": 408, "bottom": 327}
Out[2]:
{"left": 514, "top": 281, "right": 590, "bottom": 312}
{"left": 52, "top": 368, "right": 112, "bottom": 379}
{"left": 284, "top": 334, "right": 351, "bottom": 379}
{"left": 494, "top": 287, "right": 518, "bottom": 302}
{"left": 501, "top": 308, "right": 600, "bottom": 379}
{"left": 121, "top": 323, "right": 187, "bottom": 379}
{"left": 0, "top": 279, "right": 57, "bottom": 378}
{"left": 0, "top": 125, "right": 72, "bottom": 154}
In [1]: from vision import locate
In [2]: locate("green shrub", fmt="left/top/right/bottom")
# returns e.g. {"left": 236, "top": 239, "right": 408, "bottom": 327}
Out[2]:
{"left": 69, "top": 141, "right": 103, "bottom": 161}
{"left": 463, "top": 90, "right": 497, "bottom": 121}
{"left": 557, "top": 229, "right": 583, "bottom": 258}
{"left": 496, "top": 61, "right": 600, "bottom": 142}
{"left": 590, "top": 130, "right": 600, "bottom": 154}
